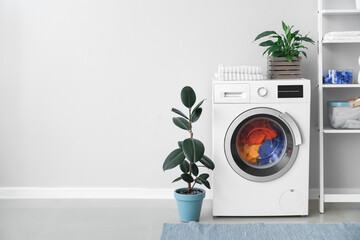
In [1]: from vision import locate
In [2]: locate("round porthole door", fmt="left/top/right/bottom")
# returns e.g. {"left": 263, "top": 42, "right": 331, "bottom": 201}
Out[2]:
{"left": 224, "top": 108, "right": 302, "bottom": 182}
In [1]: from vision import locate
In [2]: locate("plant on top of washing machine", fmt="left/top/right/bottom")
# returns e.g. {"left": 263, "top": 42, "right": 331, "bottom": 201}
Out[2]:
{"left": 163, "top": 86, "right": 215, "bottom": 193}
{"left": 253, "top": 21, "right": 314, "bottom": 62}
{"left": 253, "top": 21, "right": 315, "bottom": 79}
{"left": 163, "top": 86, "right": 215, "bottom": 222}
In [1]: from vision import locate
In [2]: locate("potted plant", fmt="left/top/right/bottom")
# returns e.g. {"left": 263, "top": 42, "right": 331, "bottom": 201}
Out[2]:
{"left": 253, "top": 21, "right": 315, "bottom": 79}
{"left": 163, "top": 86, "right": 215, "bottom": 223}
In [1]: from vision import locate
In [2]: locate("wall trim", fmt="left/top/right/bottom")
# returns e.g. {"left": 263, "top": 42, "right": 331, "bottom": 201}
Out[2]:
{"left": 0, "top": 188, "right": 177, "bottom": 199}
{"left": 0, "top": 187, "right": 353, "bottom": 200}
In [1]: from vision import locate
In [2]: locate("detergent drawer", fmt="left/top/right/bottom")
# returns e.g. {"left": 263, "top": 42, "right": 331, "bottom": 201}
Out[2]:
{"left": 213, "top": 83, "right": 250, "bottom": 104}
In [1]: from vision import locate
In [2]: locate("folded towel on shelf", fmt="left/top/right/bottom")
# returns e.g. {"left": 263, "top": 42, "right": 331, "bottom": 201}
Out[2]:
{"left": 323, "top": 31, "right": 360, "bottom": 42}
{"left": 325, "top": 31, "right": 360, "bottom": 37}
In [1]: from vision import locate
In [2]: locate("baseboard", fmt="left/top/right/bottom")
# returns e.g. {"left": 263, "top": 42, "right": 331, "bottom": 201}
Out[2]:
{"left": 308, "top": 188, "right": 360, "bottom": 200}
{"left": 0, "top": 188, "right": 176, "bottom": 199}
{"left": 0, "top": 187, "right": 350, "bottom": 200}
{"left": 0, "top": 187, "right": 213, "bottom": 199}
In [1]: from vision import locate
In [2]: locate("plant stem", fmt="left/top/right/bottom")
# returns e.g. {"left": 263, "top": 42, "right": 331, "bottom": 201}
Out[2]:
{"left": 188, "top": 107, "right": 193, "bottom": 194}
{"left": 188, "top": 165, "right": 192, "bottom": 193}
{"left": 191, "top": 178, "right": 197, "bottom": 189}
{"left": 189, "top": 108, "right": 193, "bottom": 139}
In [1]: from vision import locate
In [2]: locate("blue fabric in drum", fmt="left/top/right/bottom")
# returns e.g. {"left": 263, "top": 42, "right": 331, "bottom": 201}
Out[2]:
{"left": 160, "top": 222, "right": 360, "bottom": 240}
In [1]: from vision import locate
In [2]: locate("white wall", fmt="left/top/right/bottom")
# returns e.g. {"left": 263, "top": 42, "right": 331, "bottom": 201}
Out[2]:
{"left": 0, "top": 0, "right": 330, "bottom": 193}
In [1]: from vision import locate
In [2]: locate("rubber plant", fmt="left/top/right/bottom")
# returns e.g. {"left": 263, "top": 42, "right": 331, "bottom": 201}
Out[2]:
{"left": 253, "top": 21, "right": 315, "bottom": 62}
{"left": 163, "top": 86, "right": 215, "bottom": 194}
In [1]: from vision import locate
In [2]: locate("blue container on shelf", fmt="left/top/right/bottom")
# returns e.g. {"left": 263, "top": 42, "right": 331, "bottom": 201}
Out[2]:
{"left": 323, "top": 69, "right": 353, "bottom": 84}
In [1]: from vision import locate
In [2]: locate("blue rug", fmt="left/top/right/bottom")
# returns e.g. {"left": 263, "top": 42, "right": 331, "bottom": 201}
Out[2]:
{"left": 160, "top": 222, "right": 360, "bottom": 240}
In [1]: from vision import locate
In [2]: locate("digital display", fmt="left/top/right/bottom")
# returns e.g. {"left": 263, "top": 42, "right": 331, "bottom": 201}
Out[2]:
{"left": 278, "top": 85, "right": 303, "bottom": 98}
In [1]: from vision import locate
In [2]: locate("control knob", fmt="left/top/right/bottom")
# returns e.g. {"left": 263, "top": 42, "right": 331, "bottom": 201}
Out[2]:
{"left": 257, "top": 87, "right": 268, "bottom": 97}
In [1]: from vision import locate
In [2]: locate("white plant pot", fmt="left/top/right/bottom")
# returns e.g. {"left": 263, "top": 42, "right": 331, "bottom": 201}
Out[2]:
{"left": 357, "top": 0, "right": 360, "bottom": 9}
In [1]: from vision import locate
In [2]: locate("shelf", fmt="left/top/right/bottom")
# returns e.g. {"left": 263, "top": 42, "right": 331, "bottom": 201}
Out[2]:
{"left": 318, "top": 1, "right": 360, "bottom": 213}
{"left": 322, "top": 39, "right": 360, "bottom": 43}
{"left": 322, "top": 9, "right": 360, "bottom": 15}
{"left": 323, "top": 126, "right": 360, "bottom": 133}
{"left": 322, "top": 84, "right": 360, "bottom": 88}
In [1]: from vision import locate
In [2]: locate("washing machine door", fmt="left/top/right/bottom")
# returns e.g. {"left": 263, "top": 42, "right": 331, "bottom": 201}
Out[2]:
{"left": 224, "top": 107, "right": 302, "bottom": 182}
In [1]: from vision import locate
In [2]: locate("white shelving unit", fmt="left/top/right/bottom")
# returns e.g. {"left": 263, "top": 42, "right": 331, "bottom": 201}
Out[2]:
{"left": 318, "top": 0, "right": 360, "bottom": 213}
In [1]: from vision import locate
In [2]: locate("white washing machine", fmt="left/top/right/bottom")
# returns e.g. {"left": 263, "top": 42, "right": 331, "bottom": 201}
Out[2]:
{"left": 212, "top": 79, "right": 310, "bottom": 216}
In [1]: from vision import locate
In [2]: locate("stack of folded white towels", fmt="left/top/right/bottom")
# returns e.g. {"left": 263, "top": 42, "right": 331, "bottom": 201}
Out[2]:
{"left": 215, "top": 64, "right": 265, "bottom": 81}
{"left": 323, "top": 31, "right": 360, "bottom": 42}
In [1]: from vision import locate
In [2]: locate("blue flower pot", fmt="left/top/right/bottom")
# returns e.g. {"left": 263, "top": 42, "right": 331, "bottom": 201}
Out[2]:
{"left": 174, "top": 188, "right": 205, "bottom": 222}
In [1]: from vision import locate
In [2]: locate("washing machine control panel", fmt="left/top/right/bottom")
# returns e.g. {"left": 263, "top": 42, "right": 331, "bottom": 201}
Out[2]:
{"left": 248, "top": 81, "right": 309, "bottom": 103}
{"left": 213, "top": 80, "right": 310, "bottom": 104}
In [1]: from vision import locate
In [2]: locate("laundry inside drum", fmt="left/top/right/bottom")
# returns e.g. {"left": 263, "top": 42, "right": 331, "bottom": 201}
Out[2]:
{"left": 236, "top": 117, "right": 287, "bottom": 169}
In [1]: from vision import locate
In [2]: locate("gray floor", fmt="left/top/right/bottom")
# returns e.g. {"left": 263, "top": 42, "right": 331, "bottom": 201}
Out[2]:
{"left": 0, "top": 199, "right": 359, "bottom": 240}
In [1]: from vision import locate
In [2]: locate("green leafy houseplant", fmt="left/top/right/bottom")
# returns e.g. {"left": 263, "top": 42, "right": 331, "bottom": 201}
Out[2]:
{"left": 163, "top": 86, "right": 215, "bottom": 194}
{"left": 253, "top": 21, "right": 315, "bottom": 62}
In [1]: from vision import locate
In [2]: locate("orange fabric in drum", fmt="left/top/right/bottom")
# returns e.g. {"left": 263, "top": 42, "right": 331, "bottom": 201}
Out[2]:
{"left": 237, "top": 119, "right": 278, "bottom": 164}
{"left": 239, "top": 121, "right": 277, "bottom": 145}
{"left": 238, "top": 144, "right": 261, "bottom": 164}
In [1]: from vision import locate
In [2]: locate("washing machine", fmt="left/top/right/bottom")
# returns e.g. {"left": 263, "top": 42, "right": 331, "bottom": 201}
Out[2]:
{"left": 212, "top": 79, "right": 310, "bottom": 216}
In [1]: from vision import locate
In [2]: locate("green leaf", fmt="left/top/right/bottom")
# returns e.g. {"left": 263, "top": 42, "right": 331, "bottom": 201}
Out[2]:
{"left": 285, "top": 55, "right": 292, "bottom": 62}
{"left": 181, "top": 86, "right": 196, "bottom": 108}
{"left": 172, "top": 117, "right": 190, "bottom": 130}
{"left": 259, "top": 40, "right": 275, "bottom": 47}
{"left": 270, "top": 35, "right": 282, "bottom": 40}
{"left": 172, "top": 177, "right": 182, "bottom": 183}
{"left": 271, "top": 51, "right": 283, "bottom": 57}
{"left": 198, "top": 173, "right": 210, "bottom": 181}
{"left": 301, "top": 36, "right": 315, "bottom": 44}
{"left": 199, "top": 155, "right": 215, "bottom": 170}
{"left": 191, "top": 164, "right": 199, "bottom": 176}
{"left": 180, "top": 160, "right": 189, "bottom": 173}
{"left": 178, "top": 141, "right": 183, "bottom": 149}
{"left": 192, "top": 99, "right": 205, "bottom": 113}
{"left": 262, "top": 48, "right": 270, "bottom": 56}
{"left": 198, "top": 178, "right": 210, "bottom": 189}
{"left": 181, "top": 173, "right": 194, "bottom": 183}
{"left": 290, "top": 30, "right": 300, "bottom": 42}
{"left": 163, "top": 149, "right": 185, "bottom": 170}
{"left": 282, "top": 21, "right": 288, "bottom": 34}
{"left": 171, "top": 108, "right": 188, "bottom": 119}
{"left": 291, "top": 30, "right": 299, "bottom": 37}
{"left": 267, "top": 45, "right": 281, "bottom": 55}
{"left": 182, "top": 138, "right": 205, "bottom": 163}
{"left": 195, "top": 178, "right": 203, "bottom": 184}
{"left": 253, "top": 31, "right": 277, "bottom": 42}
{"left": 297, "top": 45, "right": 308, "bottom": 49}
{"left": 291, "top": 50, "right": 300, "bottom": 57}
{"left": 289, "top": 25, "right": 294, "bottom": 34}
{"left": 191, "top": 108, "right": 202, "bottom": 123}
{"left": 202, "top": 179, "right": 211, "bottom": 189}
{"left": 301, "top": 51, "right": 307, "bottom": 58}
